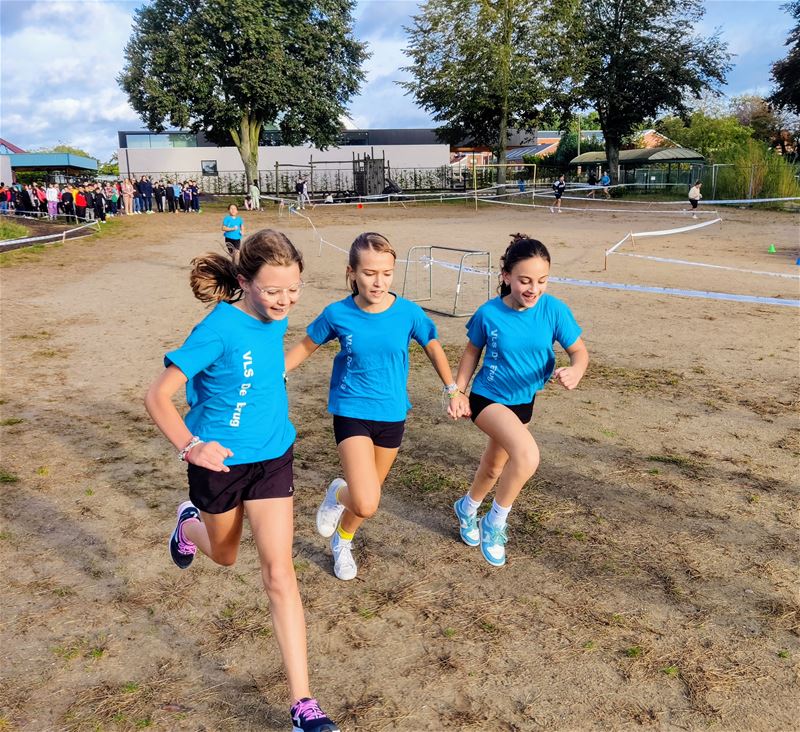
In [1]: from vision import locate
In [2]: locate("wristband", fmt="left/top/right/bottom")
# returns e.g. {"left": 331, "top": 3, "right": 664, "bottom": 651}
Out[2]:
{"left": 178, "top": 436, "right": 203, "bottom": 462}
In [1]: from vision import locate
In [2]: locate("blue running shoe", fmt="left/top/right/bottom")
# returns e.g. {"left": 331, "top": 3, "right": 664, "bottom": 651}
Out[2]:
{"left": 169, "top": 500, "right": 200, "bottom": 570}
{"left": 453, "top": 498, "right": 479, "bottom": 547}
{"left": 290, "top": 697, "right": 340, "bottom": 732}
{"left": 479, "top": 514, "right": 508, "bottom": 567}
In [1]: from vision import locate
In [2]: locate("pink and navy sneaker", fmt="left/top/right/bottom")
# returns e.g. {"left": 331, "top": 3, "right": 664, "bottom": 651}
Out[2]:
{"left": 169, "top": 500, "right": 199, "bottom": 569}
{"left": 290, "top": 697, "right": 339, "bottom": 732}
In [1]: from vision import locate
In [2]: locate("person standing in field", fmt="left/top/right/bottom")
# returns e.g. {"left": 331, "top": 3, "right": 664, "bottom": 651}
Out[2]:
{"left": 688, "top": 180, "right": 703, "bottom": 219}
{"left": 221, "top": 203, "right": 245, "bottom": 254}
{"left": 250, "top": 179, "right": 261, "bottom": 211}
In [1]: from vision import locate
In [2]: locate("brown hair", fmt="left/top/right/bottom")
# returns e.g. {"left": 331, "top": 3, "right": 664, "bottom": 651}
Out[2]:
{"left": 190, "top": 228, "right": 303, "bottom": 303}
{"left": 499, "top": 232, "right": 551, "bottom": 296}
{"left": 346, "top": 232, "right": 396, "bottom": 295}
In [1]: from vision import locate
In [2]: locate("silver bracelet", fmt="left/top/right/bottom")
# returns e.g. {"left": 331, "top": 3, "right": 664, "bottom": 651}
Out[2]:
{"left": 178, "top": 436, "right": 203, "bottom": 462}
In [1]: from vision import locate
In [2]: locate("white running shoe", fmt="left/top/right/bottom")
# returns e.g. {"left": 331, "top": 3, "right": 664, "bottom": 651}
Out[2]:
{"left": 316, "top": 478, "right": 346, "bottom": 538}
{"left": 330, "top": 533, "right": 357, "bottom": 581}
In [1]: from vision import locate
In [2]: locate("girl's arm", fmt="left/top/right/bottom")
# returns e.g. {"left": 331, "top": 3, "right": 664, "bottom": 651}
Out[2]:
{"left": 144, "top": 365, "right": 233, "bottom": 472}
{"left": 423, "top": 339, "right": 470, "bottom": 419}
{"left": 284, "top": 335, "right": 320, "bottom": 372}
{"left": 454, "top": 341, "right": 482, "bottom": 394}
{"left": 553, "top": 337, "right": 589, "bottom": 390}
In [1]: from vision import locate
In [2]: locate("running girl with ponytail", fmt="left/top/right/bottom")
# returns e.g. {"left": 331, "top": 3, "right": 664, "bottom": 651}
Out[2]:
{"left": 285, "top": 232, "right": 469, "bottom": 581}
{"left": 452, "top": 233, "right": 589, "bottom": 567}
{"left": 144, "top": 230, "right": 340, "bottom": 732}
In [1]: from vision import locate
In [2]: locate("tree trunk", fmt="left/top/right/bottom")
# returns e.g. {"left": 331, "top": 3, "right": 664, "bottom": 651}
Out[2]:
{"left": 496, "top": 0, "right": 513, "bottom": 189}
{"left": 230, "top": 113, "right": 262, "bottom": 194}
{"left": 605, "top": 138, "right": 621, "bottom": 186}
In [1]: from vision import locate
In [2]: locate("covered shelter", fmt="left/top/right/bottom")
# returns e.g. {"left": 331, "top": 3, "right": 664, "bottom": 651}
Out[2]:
{"left": 570, "top": 146, "right": 704, "bottom": 187}
{"left": 6, "top": 152, "right": 98, "bottom": 182}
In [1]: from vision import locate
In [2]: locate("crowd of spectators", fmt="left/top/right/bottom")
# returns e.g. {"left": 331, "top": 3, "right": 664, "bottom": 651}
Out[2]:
{"left": 0, "top": 176, "right": 203, "bottom": 224}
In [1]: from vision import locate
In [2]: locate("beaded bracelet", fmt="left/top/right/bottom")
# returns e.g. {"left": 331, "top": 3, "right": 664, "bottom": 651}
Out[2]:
{"left": 178, "top": 436, "right": 203, "bottom": 462}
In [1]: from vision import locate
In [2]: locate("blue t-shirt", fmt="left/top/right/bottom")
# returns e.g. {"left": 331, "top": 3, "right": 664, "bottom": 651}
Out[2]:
{"left": 222, "top": 215, "right": 243, "bottom": 240}
{"left": 466, "top": 295, "right": 581, "bottom": 404}
{"left": 165, "top": 302, "right": 295, "bottom": 465}
{"left": 307, "top": 294, "right": 438, "bottom": 422}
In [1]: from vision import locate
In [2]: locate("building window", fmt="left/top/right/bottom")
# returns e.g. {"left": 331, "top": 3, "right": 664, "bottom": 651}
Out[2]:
{"left": 124, "top": 133, "right": 198, "bottom": 149}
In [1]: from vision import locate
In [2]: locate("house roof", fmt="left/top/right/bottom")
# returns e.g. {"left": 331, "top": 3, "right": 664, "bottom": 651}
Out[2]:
{"left": 570, "top": 146, "right": 704, "bottom": 165}
{"left": 506, "top": 143, "right": 558, "bottom": 160}
{"left": 0, "top": 138, "right": 26, "bottom": 154}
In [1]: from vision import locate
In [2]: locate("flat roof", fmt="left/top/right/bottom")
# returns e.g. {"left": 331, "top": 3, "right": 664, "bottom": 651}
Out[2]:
{"left": 9, "top": 152, "right": 98, "bottom": 171}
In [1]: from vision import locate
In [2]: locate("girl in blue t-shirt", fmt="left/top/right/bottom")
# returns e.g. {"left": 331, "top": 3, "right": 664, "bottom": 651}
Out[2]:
{"left": 285, "top": 232, "right": 468, "bottom": 581}
{"left": 452, "top": 234, "right": 589, "bottom": 567}
{"left": 144, "top": 230, "right": 340, "bottom": 732}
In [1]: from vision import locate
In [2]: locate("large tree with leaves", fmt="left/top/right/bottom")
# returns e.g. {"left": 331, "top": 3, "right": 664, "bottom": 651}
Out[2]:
{"left": 402, "top": 0, "right": 562, "bottom": 185}
{"left": 770, "top": 1, "right": 800, "bottom": 115}
{"left": 119, "top": 0, "right": 367, "bottom": 184}
{"left": 560, "top": 0, "right": 730, "bottom": 184}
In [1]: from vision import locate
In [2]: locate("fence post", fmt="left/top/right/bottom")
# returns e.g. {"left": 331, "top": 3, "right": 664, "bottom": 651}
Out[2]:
{"left": 748, "top": 165, "right": 755, "bottom": 199}
{"left": 275, "top": 162, "right": 280, "bottom": 198}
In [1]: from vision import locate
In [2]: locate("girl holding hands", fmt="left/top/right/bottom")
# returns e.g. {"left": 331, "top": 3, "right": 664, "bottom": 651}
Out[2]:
{"left": 453, "top": 234, "right": 589, "bottom": 567}
{"left": 286, "top": 232, "right": 468, "bottom": 581}
{"left": 144, "top": 230, "right": 339, "bottom": 732}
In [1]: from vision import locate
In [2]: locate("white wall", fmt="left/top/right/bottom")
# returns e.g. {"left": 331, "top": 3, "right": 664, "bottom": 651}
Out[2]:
{"left": 0, "top": 155, "right": 12, "bottom": 185}
{"left": 118, "top": 144, "right": 450, "bottom": 179}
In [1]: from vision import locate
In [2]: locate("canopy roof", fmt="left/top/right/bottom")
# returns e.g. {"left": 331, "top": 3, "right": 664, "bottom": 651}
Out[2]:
{"left": 8, "top": 152, "right": 98, "bottom": 172}
{"left": 570, "top": 146, "right": 703, "bottom": 165}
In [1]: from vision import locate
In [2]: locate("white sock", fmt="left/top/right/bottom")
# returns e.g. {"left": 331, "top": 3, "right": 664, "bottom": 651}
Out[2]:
{"left": 461, "top": 494, "right": 481, "bottom": 515}
{"left": 487, "top": 500, "right": 511, "bottom": 527}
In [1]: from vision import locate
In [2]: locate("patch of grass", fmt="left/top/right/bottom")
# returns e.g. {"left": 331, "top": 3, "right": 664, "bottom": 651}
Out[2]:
{"left": 293, "top": 559, "right": 310, "bottom": 574}
{"left": 84, "top": 488, "right": 94, "bottom": 496}
{"left": 0, "top": 220, "right": 29, "bottom": 240}
{"left": 625, "top": 646, "right": 644, "bottom": 658}
{"left": 35, "top": 466, "right": 49, "bottom": 476}
{"left": 33, "top": 349, "right": 61, "bottom": 358}
{"left": 661, "top": 665, "right": 680, "bottom": 676}
{"left": 53, "top": 644, "right": 82, "bottom": 661}
{"left": 0, "top": 469, "right": 19, "bottom": 483}
{"left": 582, "top": 640, "right": 595, "bottom": 650}
{"left": 12, "top": 330, "right": 51, "bottom": 340}
{"left": 358, "top": 607, "right": 376, "bottom": 620}
{"left": 395, "top": 462, "right": 467, "bottom": 495}
{"left": 600, "top": 428, "right": 617, "bottom": 438}
{"left": 777, "top": 649, "right": 790, "bottom": 659}
{"left": 647, "top": 468, "right": 660, "bottom": 475}
{"left": 572, "top": 531, "right": 587, "bottom": 541}
{"left": 443, "top": 627, "right": 457, "bottom": 638}
{"left": 647, "top": 453, "right": 704, "bottom": 475}
{"left": 746, "top": 494, "right": 760, "bottom": 504}
{"left": 210, "top": 601, "right": 272, "bottom": 648}
{"left": 0, "top": 418, "right": 24, "bottom": 426}
{"left": 0, "top": 530, "right": 10, "bottom": 540}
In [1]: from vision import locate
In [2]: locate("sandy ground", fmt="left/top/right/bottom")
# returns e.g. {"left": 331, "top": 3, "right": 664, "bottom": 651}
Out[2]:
{"left": 1, "top": 201, "right": 799, "bottom": 731}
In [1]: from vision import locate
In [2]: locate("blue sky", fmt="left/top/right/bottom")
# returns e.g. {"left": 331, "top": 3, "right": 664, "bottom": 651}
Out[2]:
{"left": 0, "top": 0, "right": 793, "bottom": 161}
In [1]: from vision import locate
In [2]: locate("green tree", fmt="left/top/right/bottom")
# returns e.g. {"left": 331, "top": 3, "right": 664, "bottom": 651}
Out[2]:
{"left": 655, "top": 113, "right": 753, "bottom": 161}
{"left": 402, "top": 0, "right": 560, "bottom": 185}
{"left": 119, "top": 0, "right": 367, "bottom": 185}
{"left": 35, "top": 144, "right": 96, "bottom": 160}
{"left": 562, "top": 0, "right": 730, "bottom": 183}
{"left": 99, "top": 153, "right": 120, "bottom": 176}
{"left": 770, "top": 1, "right": 800, "bottom": 115}
{"left": 730, "top": 95, "right": 787, "bottom": 152}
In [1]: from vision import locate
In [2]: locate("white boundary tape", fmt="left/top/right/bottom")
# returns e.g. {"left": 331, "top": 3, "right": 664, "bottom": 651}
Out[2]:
{"left": 290, "top": 208, "right": 797, "bottom": 308}
{"left": 613, "top": 251, "right": 800, "bottom": 279}
{"left": 0, "top": 220, "right": 101, "bottom": 249}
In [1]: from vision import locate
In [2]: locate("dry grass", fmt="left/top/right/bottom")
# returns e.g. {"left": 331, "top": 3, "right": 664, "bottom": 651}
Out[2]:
{"left": 62, "top": 662, "right": 177, "bottom": 731}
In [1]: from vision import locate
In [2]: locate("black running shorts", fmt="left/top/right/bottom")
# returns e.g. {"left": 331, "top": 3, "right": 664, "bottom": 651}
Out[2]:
{"left": 187, "top": 444, "right": 294, "bottom": 514}
{"left": 469, "top": 391, "right": 535, "bottom": 425}
{"left": 332, "top": 415, "right": 405, "bottom": 449}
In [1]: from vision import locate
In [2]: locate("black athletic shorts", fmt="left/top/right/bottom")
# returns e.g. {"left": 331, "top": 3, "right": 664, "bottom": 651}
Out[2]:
{"left": 553, "top": 192, "right": 563, "bottom": 199}
{"left": 689, "top": 198, "right": 698, "bottom": 209}
{"left": 224, "top": 236, "right": 241, "bottom": 253}
{"left": 187, "top": 444, "right": 294, "bottom": 514}
{"left": 332, "top": 415, "right": 405, "bottom": 449}
{"left": 469, "top": 391, "right": 535, "bottom": 425}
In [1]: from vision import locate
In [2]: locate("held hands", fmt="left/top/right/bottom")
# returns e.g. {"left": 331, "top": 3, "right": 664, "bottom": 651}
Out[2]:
{"left": 446, "top": 392, "right": 471, "bottom": 420}
{"left": 552, "top": 366, "right": 584, "bottom": 391}
{"left": 187, "top": 441, "right": 234, "bottom": 472}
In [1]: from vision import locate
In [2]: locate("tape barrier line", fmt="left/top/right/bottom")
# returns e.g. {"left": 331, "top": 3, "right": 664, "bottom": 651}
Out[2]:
{"left": 480, "top": 196, "right": 718, "bottom": 216}
{"left": 289, "top": 209, "right": 796, "bottom": 308}
{"left": 549, "top": 276, "right": 800, "bottom": 308}
{"left": 0, "top": 220, "right": 101, "bottom": 249}
{"left": 703, "top": 196, "right": 800, "bottom": 205}
{"left": 613, "top": 251, "right": 799, "bottom": 279}
{"left": 629, "top": 217, "right": 723, "bottom": 238}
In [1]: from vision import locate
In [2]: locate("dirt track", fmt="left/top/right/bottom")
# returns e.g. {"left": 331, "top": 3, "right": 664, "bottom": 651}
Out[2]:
{"left": 1, "top": 202, "right": 798, "bottom": 730}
